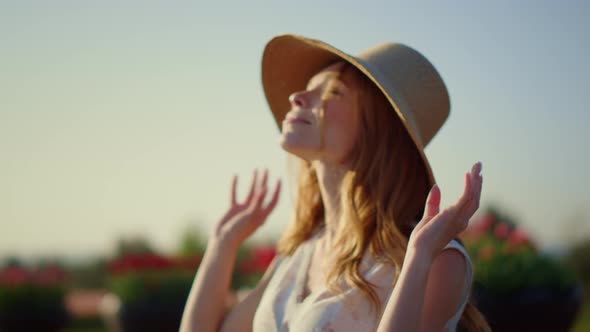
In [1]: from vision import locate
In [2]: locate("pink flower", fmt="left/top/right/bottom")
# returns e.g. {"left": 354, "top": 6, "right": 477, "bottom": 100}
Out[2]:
{"left": 494, "top": 222, "right": 511, "bottom": 240}
{"left": 476, "top": 214, "right": 495, "bottom": 232}
{"left": 461, "top": 213, "right": 496, "bottom": 241}
{"left": 505, "top": 228, "right": 536, "bottom": 253}
{"left": 508, "top": 228, "right": 529, "bottom": 247}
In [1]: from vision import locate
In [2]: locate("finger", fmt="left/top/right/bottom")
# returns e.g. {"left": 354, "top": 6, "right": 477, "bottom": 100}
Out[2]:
{"left": 468, "top": 162, "right": 482, "bottom": 207}
{"left": 252, "top": 185, "right": 268, "bottom": 212}
{"left": 474, "top": 161, "right": 483, "bottom": 197}
{"left": 261, "top": 168, "right": 269, "bottom": 191}
{"left": 260, "top": 179, "right": 282, "bottom": 219}
{"left": 460, "top": 169, "right": 482, "bottom": 228}
{"left": 245, "top": 169, "right": 259, "bottom": 205}
{"left": 477, "top": 175, "right": 483, "bottom": 201}
{"left": 470, "top": 161, "right": 481, "bottom": 191}
{"left": 463, "top": 171, "right": 477, "bottom": 215}
{"left": 453, "top": 172, "right": 470, "bottom": 208}
{"left": 455, "top": 169, "right": 481, "bottom": 232}
{"left": 472, "top": 161, "right": 482, "bottom": 177}
{"left": 231, "top": 174, "right": 238, "bottom": 206}
{"left": 471, "top": 174, "right": 481, "bottom": 209}
{"left": 422, "top": 184, "right": 441, "bottom": 221}
{"left": 472, "top": 172, "right": 483, "bottom": 215}
{"left": 453, "top": 172, "right": 473, "bottom": 219}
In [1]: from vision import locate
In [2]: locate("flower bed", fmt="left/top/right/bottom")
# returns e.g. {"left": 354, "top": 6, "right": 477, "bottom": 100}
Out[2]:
{"left": 460, "top": 209, "right": 582, "bottom": 332}
{"left": 0, "top": 261, "right": 69, "bottom": 332}
{"left": 106, "top": 253, "right": 200, "bottom": 332}
{"left": 232, "top": 244, "right": 276, "bottom": 290}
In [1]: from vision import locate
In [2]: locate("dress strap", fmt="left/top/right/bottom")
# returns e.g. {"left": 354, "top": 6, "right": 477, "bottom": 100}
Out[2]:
{"left": 442, "top": 240, "right": 474, "bottom": 307}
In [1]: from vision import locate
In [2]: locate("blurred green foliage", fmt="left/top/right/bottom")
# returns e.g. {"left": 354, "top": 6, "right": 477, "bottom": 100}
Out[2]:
{"left": 462, "top": 207, "right": 579, "bottom": 295}
{"left": 108, "top": 270, "right": 194, "bottom": 305}
{"left": 566, "top": 239, "right": 590, "bottom": 297}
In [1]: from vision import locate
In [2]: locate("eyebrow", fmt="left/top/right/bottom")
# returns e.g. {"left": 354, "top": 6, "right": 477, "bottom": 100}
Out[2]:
{"left": 306, "top": 71, "right": 341, "bottom": 90}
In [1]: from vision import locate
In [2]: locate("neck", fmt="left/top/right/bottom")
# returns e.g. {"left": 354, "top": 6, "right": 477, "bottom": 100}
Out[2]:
{"left": 311, "top": 160, "right": 349, "bottom": 246}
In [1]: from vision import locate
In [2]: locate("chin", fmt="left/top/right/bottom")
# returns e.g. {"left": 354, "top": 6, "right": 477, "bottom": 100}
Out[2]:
{"left": 279, "top": 136, "right": 316, "bottom": 160}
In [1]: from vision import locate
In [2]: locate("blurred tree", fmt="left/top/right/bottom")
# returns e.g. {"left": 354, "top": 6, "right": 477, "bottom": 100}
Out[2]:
{"left": 566, "top": 238, "right": 590, "bottom": 297}
{"left": 66, "top": 257, "right": 109, "bottom": 289}
{"left": 177, "top": 224, "right": 207, "bottom": 257}
{"left": 561, "top": 208, "right": 590, "bottom": 298}
{"left": 115, "top": 236, "right": 155, "bottom": 257}
{"left": 1, "top": 257, "right": 23, "bottom": 268}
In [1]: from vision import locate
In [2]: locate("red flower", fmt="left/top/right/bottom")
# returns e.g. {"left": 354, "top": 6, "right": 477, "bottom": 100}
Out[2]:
{"left": 142, "top": 254, "right": 174, "bottom": 270}
{"left": 252, "top": 247, "right": 276, "bottom": 268}
{"left": 0, "top": 266, "right": 30, "bottom": 287}
{"left": 108, "top": 253, "right": 175, "bottom": 275}
{"left": 34, "top": 264, "right": 67, "bottom": 286}
{"left": 175, "top": 255, "right": 202, "bottom": 271}
{"left": 238, "top": 246, "right": 276, "bottom": 274}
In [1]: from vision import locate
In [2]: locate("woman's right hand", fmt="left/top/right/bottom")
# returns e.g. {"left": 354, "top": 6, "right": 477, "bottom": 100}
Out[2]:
{"left": 210, "top": 169, "right": 281, "bottom": 251}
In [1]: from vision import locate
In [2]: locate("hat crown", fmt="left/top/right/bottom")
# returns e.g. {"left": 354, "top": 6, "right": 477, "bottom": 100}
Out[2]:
{"left": 260, "top": 34, "right": 450, "bottom": 187}
{"left": 354, "top": 42, "right": 450, "bottom": 147}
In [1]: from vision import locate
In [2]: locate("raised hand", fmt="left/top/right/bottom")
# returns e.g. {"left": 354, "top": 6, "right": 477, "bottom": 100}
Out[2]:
{"left": 210, "top": 168, "right": 281, "bottom": 251}
{"left": 408, "top": 161, "right": 483, "bottom": 259}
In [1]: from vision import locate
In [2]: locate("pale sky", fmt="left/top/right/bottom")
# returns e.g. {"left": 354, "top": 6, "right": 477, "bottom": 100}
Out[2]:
{"left": 1, "top": 1, "right": 589, "bottom": 261}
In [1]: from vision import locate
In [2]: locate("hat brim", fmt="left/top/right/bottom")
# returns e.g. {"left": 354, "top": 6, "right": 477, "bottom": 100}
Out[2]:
{"left": 261, "top": 34, "right": 435, "bottom": 189}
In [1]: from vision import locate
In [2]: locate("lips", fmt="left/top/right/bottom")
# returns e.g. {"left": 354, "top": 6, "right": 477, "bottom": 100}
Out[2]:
{"left": 285, "top": 115, "right": 311, "bottom": 125}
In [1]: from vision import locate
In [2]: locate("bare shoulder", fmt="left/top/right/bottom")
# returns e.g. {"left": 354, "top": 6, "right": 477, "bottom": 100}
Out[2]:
{"left": 436, "top": 240, "right": 470, "bottom": 291}
{"left": 434, "top": 249, "right": 468, "bottom": 282}
{"left": 419, "top": 247, "right": 469, "bottom": 330}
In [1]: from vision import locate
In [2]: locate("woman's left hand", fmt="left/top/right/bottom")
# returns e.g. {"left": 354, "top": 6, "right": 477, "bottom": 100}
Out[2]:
{"left": 408, "top": 161, "right": 483, "bottom": 260}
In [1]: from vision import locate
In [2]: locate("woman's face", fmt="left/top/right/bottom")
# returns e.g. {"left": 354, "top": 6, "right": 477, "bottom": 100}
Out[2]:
{"left": 279, "top": 62, "right": 360, "bottom": 165}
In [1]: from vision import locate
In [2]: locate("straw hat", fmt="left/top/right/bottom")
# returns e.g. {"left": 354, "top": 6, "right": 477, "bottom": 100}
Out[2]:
{"left": 261, "top": 34, "right": 450, "bottom": 188}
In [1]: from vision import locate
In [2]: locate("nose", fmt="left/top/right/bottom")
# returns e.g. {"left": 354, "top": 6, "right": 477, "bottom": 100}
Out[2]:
{"left": 289, "top": 91, "right": 307, "bottom": 108}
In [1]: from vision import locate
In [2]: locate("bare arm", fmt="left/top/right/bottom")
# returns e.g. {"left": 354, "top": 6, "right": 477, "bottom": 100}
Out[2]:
{"left": 179, "top": 169, "right": 281, "bottom": 332}
{"left": 219, "top": 254, "right": 281, "bottom": 332}
{"left": 377, "top": 161, "right": 482, "bottom": 332}
{"left": 179, "top": 240, "right": 239, "bottom": 332}
{"left": 376, "top": 248, "right": 467, "bottom": 332}
{"left": 377, "top": 250, "right": 432, "bottom": 332}
{"left": 419, "top": 249, "right": 467, "bottom": 331}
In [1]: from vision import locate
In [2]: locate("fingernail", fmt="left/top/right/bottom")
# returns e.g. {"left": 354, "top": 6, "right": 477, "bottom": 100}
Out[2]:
{"left": 430, "top": 183, "right": 438, "bottom": 195}
{"left": 472, "top": 161, "right": 482, "bottom": 174}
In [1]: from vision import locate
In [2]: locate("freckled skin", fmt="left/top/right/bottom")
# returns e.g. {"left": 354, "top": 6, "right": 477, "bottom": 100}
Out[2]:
{"left": 279, "top": 62, "right": 360, "bottom": 166}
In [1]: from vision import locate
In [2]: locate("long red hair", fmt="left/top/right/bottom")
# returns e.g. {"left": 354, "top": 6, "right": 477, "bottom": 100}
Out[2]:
{"left": 276, "top": 62, "right": 490, "bottom": 331}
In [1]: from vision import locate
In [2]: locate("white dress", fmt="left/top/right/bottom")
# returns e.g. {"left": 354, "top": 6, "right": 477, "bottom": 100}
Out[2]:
{"left": 252, "top": 231, "right": 473, "bottom": 331}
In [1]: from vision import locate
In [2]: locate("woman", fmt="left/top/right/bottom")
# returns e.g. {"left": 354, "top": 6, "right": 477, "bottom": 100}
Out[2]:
{"left": 180, "top": 34, "right": 491, "bottom": 331}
